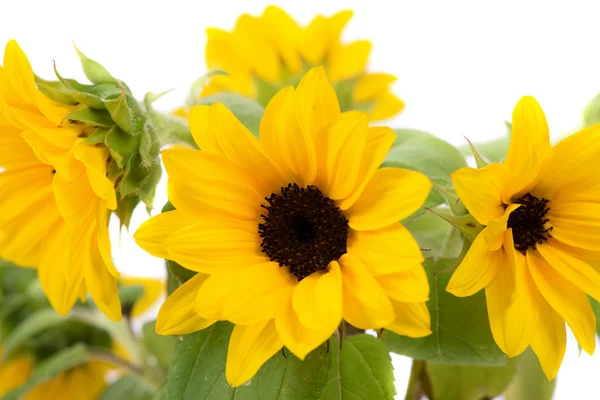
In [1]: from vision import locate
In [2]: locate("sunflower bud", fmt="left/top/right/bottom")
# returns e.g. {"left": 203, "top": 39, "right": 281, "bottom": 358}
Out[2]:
{"left": 37, "top": 45, "right": 162, "bottom": 227}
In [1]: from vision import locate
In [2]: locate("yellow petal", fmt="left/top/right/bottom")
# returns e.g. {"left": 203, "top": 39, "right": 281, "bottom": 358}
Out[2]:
{"left": 324, "top": 10, "right": 354, "bottom": 52}
{"left": 119, "top": 277, "right": 164, "bottom": 317}
{"left": 451, "top": 163, "right": 506, "bottom": 225}
{"left": 538, "top": 242, "right": 600, "bottom": 302}
{"left": 0, "top": 353, "right": 33, "bottom": 396}
{"left": 188, "top": 103, "right": 282, "bottom": 188}
{"left": 156, "top": 273, "right": 215, "bottom": 335}
{"left": 260, "top": 86, "right": 317, "bottom": 186}
{"left": 163, "top": 221, "right": 266, "bottom": 274}
{"left": 226, "top": 320, "right": 283, "bottom": 387}
{"left": 385, "top": 300, "right": 432, "bottom": 338}
{"left": 482, "top": 204, "right": 519, "bottom": 251}
{"left": 133, "top": 210, "right": 192, "bottom": 259}
{"left": 52, "top": 168, "right": 96, "bottom": 222}
{"left": 501, "top": 144, "right": 551, "bottom": 203}
{"left": 527, "top": 249, "right": 596, "bottom": 354}
{"left": 85, "top": 228, "right": 122, "bottom": 321}
{"left": 530, "top": 295, "right": 566, "bottom": 381}
{"left": 547, "top": 199, "right": 600, "bottom": 251}
{"left": 504, "top": 96, "right": 551, "bottom": 174}
{"left": 317, "top": 111, "right": 368, "bottom": 199}
{"left": 446, "top": 233, "right": 502, "bottom": 297}
{"left": 261, "top": 6, "right": 303, "bottom": 74}
{"left": 339, "top": 254, "right": 395, "bottom": 329}
{"left": 95, "top": 201, "right": 119, "bottom": 277}
{"left": 337, "top": 126, "right": 396, "bottom": 210}
{"left": 0, "top": 126, "right": 39, "bottom": 169}
{"left": 205, "top": 28, "right": 251, "bottom": 76}
{"left": 74, "top": 143, "right": 116, "bottom": 210}
{"left": 276, "top": 292, "right": 334, "bottom": 360}
{"left": 347, "top": 168, "right": 431, "bottom": 231}
{"left": 347, "top": 223, "right": 423, "bottom": 275}
{"left": 327, "top": 40, "right": 372, "bottom": 82}
{"left": 353, "top": 73, "right": 397, "bottom": 103}
{"left": 3, "top": 40, "right": 37, "bottom": 106}
{"left": 536, "top": 123, "right": 600, "bottom": 195}
{"left": 376, "top": 265, "right": 429, "bottom": 303}
{"left": 292, "top": 261, "right": 342, "bottom": 332}
{"left": 36, "top": 223, "right": 83, "bottom": 316}
{"left": 294, "top": 67, "right": 341, "bottom": 139}
{"left": 232, "top": 14, "right": 280, "bottom": 83}
{"left": 299, "top": 15, "right": 329, "bottom": 65}
{"left": 195, "top": 262, "right": 295, "bottom": 325}
{"left": 485, "top": 230, "right": 538, "bottom": 357}
{"left": 368, "top": 92, "right": 405, "bottom": 122}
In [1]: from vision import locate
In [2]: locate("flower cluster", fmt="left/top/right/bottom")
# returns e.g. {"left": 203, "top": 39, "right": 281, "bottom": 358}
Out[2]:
{"left": 2, "top": 5, "right": 600, "bottom": 399}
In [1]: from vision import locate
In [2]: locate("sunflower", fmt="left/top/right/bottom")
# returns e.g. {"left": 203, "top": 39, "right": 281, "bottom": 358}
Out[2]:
{"left": 447, "top": 96, "right": 600, "bottom": 380}
{"left": 135, "top": 66, "right": 432, "bottom": 386}
{"left": 119, "top": 276, "right": 165, "bottom": 317}
{"left": 0, "top": 347, "right": 32, "bottom": 397}
{"left": 177, "top": 6, "right": 402, "bottom": 122}
{"left": 0, "top": 40, "right": 121, "bottom": 320}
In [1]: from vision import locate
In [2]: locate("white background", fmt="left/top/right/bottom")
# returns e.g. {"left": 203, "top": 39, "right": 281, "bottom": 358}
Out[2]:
{"left": 2, "top": 0, "right": 600, "bottom": 398}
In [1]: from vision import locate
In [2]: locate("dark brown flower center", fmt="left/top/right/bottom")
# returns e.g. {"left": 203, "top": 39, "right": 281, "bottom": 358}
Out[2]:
{"left": 258, "top": 184, "right": 348, "bottom": 281}
{"left": 507, "top": 193, "right": 552, "bottom": 254}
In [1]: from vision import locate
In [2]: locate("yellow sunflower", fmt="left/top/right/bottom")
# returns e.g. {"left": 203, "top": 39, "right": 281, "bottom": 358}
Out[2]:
{"left": 119, "top": 276, "right": 165, "bottom": 317}
{"left": 447, "top": 96, "right": 600, "bottom": 380}
{"left": 180, "top": 6, "right": 402, "bottom": 122}
{"left": 0, "top": 41, "right": 121, "bottom": 320}
{"left": 135, "top": 66, "right": 432, "bottom": 386}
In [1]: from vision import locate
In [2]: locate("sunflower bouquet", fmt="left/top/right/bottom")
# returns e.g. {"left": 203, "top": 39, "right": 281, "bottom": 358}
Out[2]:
{"left": 0, "top": 5, "right": 599, "bottom": 400}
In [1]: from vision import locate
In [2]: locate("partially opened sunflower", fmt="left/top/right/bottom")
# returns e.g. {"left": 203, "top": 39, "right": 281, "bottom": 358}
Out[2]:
{"left": 177, "top": 6, "right": 403, "bottom": 122}
{"left": 447, "top": 96, "right": 600, "bottom": 379}
{"left": 0, "top": 40, "right": 121, "bottom": 320}
{"left": 136, "top": 66, "right": 432, "bottom": 386}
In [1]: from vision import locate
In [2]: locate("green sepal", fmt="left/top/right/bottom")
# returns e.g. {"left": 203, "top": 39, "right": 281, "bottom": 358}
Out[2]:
{"left": 427, "top": 208, "right": 484, "bottom": 243}
{"left": 81, "top": 126, "right": 109, "bottom": 145}
{"left": 464, "top": 137, "right": 488, "bottom": 168}
{"left": 433, "top": 182, "right": 468, "bottom": 216}
{"left": 105, "top": 125, "right": 140, "bottom": 168}
{"left": 73, "top": 43, "right": 118, "bottom": 85}
{"left": 54, "top": 63, "right": 120, "bottom": 109}
{"left": 103, "top": 89, "right": 146, "bottom": 135}
{"left": 35, "top": 75, "right": 78, "bottom": 105}
{"left": 139, "top": 122, "right": 161, "bottom": 168}
{"left": 115, "top": 195, "right": 140, "bottom": 230}
{"left": 63, "top": 107, "right": 114, "bottom": 128}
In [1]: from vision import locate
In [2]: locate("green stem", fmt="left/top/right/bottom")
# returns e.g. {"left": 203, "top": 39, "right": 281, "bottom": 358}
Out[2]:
{"left": 88, "top": 349, "right": 159, "bottom": 391}
{"left": 405, "top": 360, "right": 425, "bottom": 400}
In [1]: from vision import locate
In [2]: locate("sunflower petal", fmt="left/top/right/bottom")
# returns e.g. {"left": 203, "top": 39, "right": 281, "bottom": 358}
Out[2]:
{"left": 347, "top": 168, "right": 431, "bottom": 231}
{"left": 156, "top": 273, "right": 215, "bottom": 335}
{"left": 376, "top": 265, "right": 429, "bottom": 303}
{"left": 339, "top": 254, "right": 394, "bottom": 329}
{"left": 260, "top": 86, "right": 317, "bottom": 186}
{"left": 134, "top": 210, "right": 192, "bottom": 259}
{"left": 292, "top": 261, "right": 342, "bottom": 332}
{"left": 353, "top": 73, "right": 397, "bottom": 103}
{"left": 385, "top": 300, "right": 431, "bottom": 338}
{"left": 547, "top": 200, "right": 600, "bottom": 251}
{"left": 530, "top": 295, "right": 566, "bottom": 381}
{"left": 276, "top": 293, "right": 333, "bottom": 360}
{"left": 338, "top": 126, "right": 396, "bottom": 210}
{"left": 527, "top": 249, "right": 596, "bottom": 354}
{"left": 451, "top": 164, "right": 505, "bottom": 225}
{"left": 195, "top": 262, "right": 295, "bottom": 325}
{"left": 368, "top": 92, "right": 405, "bottom": 122}
{"left": 446, "top": 233, "right": 502, "bottom": 297}
{"left": 294, "top": 67, "right": 341, "bottom": 139}
{"left": 226, "top": 320, "right": 283, "bottom": 387}
{"left": 327, "top": 40, "right": 372, "bottom": 82}
{"left": 347, "top": 223, "right": 423, "bottom": 275}
{"left": 485, "top": 231, "right": 538, "bottom": 357}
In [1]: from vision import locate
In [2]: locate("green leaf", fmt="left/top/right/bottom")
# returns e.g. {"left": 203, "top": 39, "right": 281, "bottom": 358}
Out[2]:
{"left": 504, "top": 348, "right": 556, "bottom": 400}
{"left": 74, "top": 43, "right": 118, "bottom": 85}
{"left": 99, "top": 376, "right": 154, "bottom": 400}
{"left": 35, "top": 76, "right": 78, "bottom": 105}
{"left": 64, "top": 107, "right": 114, "bottom": 127}
{"left": 386, "top": 129, "right": 467, "bottom": 182}
{"left": 383, "top": 258, "right": 505, "bottom": 365}
{"left": 197, "top": 93, "right": 264, "bottom": 137}
{"left": 426, "top": 359, "right": 517, "bottom": 400}
{"left": 426, "top": 209, "right": 484, "bottom": 243}
{"left": 2, "top": 308, "right": 67, "bottom": 361}
{"left": 405, "top": 212, "right": 463, "bottom": 260}
{"left": 4, "top": 344, "right": 89, "bottom": 400}
{"left": 319, "top": 335, "right": 395, "bottom": 400}
{"left": 167, "top": 259, "right": 196, "bottom": 288}
{"left": 142, "top": 320, "right": 174, "bottom": 370}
